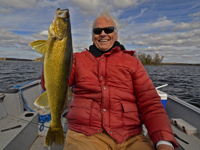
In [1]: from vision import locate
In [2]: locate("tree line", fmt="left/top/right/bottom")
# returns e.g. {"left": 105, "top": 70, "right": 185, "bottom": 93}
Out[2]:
{"left": 137, "top": 52, "right": 164, "bottom": 65}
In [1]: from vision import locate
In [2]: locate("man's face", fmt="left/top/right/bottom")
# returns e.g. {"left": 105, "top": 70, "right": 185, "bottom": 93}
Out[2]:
{"left": 92, "top": 17, "right": 118, "bottom": 51}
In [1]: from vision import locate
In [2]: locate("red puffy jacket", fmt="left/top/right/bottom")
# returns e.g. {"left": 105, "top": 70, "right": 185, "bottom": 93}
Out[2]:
{"left": 41, "top": 46, "right": 178, "bottom": 148}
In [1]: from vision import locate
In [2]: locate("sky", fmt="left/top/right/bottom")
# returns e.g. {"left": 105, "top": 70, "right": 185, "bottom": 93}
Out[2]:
{"left": 0, "top": 0, "right": 200, "bottom": 63}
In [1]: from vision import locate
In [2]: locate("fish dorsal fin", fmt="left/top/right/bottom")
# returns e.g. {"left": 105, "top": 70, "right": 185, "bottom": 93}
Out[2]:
{"left": 34, "top": 91, "right": 50, "bottom": 110}
{"left": 29, "top": 40, "right": 48, "bottom": 54}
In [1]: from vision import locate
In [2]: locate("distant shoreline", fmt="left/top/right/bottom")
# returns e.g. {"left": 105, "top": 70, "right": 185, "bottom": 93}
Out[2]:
{"left": 162, "top": 63, "right": 200, "bottom": 66}
{"left": 0, "top": 57, "right": 43, "bottom": 62}
{"left": 0, "top": 58, "right": 33, "bottom": 61}
{"left": 0, "top": 58, "right": 199, "bottom": 65}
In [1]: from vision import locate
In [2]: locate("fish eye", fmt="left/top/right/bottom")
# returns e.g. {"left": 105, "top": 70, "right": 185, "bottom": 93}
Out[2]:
{"left": 65, "top": 17, "right": 68, "bottom": 21}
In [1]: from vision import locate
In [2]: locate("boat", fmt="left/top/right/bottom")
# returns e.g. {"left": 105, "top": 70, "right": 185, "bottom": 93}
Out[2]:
{"left": 0, "top": 80, "right": 200, "bottom": 150}
{"left": 157, "top": 90, "right": 200, "bottom": 150}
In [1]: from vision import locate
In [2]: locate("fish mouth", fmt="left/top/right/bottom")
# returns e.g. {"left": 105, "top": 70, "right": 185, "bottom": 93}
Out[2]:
{"left": 52, "top": 8, "right": 69, "bottom": 23}
{"left": 56, "top": 8, "right": 69, "bottom": 19}
{"left": 50, "top": 8, "right": 70, "bottom": 39}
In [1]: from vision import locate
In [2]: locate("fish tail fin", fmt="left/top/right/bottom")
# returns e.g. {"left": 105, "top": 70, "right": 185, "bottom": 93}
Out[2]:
{"left": 34, "top": 91, "right": 50, "bottom": 110}
{"left": 45, "top": 123, "right": 64, "bottom": 146}
{"left": 29, "top": 40, "right": 48, "bottom": 54}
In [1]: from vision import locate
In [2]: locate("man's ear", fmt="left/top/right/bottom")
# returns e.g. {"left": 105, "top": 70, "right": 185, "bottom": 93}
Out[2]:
{"left": 92, "top": 34, "right": 94, "bottom": 42}
{"left": 115, "top": 32, "right": 118, "bottom": 41}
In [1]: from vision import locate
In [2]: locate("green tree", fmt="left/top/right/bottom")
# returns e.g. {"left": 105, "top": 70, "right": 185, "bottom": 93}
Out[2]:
{"left": 152, "top": 53, "right": 164, "bottom": 65}
{"left": 138, "top": 52, "right": 164, "bottom": 65}
{"left": 138, "top": 52, "right": 147, "bottom": 65}
{"left": 146, "top": 54, "right": 152, "bottom": 65}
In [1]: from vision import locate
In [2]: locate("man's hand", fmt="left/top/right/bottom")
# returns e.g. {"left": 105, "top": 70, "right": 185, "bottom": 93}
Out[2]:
{"left": 157, "top": 144, "right": 174, "bottom": 150}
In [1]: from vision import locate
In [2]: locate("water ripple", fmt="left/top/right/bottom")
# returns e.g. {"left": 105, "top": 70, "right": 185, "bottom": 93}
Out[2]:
{"left": 145, "top": 65, "right": 200, "bottom": 107}
{"left": 0, "top": 61, "right": 43, "bottom": 90}
{"left": 0, "top": 61, "right": 199, "bottom": 107}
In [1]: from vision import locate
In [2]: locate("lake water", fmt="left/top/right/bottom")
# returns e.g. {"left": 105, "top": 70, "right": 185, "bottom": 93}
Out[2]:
{"left": 0, "top": 61, "right": 200, "bottom": 107}
{"left": 0, "top": 61, "right": 43, "bottom": 90}
{"left": 145, "top": 65, "right": 200, "bottom": 107}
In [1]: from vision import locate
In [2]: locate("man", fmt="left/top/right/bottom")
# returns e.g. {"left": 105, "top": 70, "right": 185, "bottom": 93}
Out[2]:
{"left": 42, "top": 10, "right": 178, "bottom": 150}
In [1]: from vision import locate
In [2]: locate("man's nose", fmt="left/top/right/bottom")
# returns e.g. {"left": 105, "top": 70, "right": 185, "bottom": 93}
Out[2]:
{"left": 100, "top": 30, "right": 107, "bottom": 36}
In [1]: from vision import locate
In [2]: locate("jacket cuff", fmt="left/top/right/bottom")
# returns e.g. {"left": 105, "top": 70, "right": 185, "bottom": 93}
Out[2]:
{"left": 150, "top": 130, "right": 178, "bottom": 148}
{"left": 156, "top": 140, "right": 174, "bottom": 148}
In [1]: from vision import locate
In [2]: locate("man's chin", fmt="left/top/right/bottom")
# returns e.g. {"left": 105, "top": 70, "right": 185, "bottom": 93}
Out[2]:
{"left": 98, "top": 45, "right": 112, "bottom": 51}
{"left": 99, "top": 47, "right": 110, "bottom": 51}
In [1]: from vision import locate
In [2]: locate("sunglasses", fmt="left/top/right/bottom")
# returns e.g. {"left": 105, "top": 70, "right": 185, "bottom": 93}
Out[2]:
{"left": 93, "top": 27, "right": 115, "bottom": 35}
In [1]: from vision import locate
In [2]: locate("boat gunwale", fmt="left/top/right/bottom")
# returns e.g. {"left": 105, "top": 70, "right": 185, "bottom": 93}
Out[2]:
{"left": 157, "top": 90, "right": 200, "bottom": 114}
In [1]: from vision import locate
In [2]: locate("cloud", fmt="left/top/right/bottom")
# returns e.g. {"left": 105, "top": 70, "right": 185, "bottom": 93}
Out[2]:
{"left": 39, "top": 30, "right": 48, "bottom": 36}
{"left": 135, "top": 46, "right": 177, "bottom": 58}
{"left": 0, "top": 7, "right": 13, "bottom": 13}
{"left": 0, "top": 0, "right": 37, "bottom": 9}
{"left": 188, "top": 3, "right": 199, "bottom": 10}
{"left": 188, "top": 11, "right": 200, "bottom": 21}
{"left": 37, "top": 0, "right": 65, "bottom": 8}
{"left": 172, "top": 22, "right": 200, "bottom": 31}
{"left": 69, "top": 0, "right": 104, "bottom": 15}
{"left": 31, "top": 30, "right": 48, "bottom": 40}
{"left": 132, "top": 29, "right": 200, "bottom": 48}
{"left": 188, "top": 11, "right": 200, "bottom": 17}
{"left": 111, "top": 0, "right": 140, "bottom": 8}
{"left": 118, "top": 17, "right": 175, "bottom": 44}
{"left": 0, "top": 28, "right": 19, "bottom": 45}
{"left": 0, "top": 27, "right": 43, "bottom": 59}
{"left": 68, "top": 0, "right": 144, "bottom": 15}
{"left": 125, "top": 8, "right": 148, "bottom": 22}
{"left": 119, "top": 16, "right": 174, "bottom": 36}
{"left": 0, "top": 0, "right": 199, "bottom": 63}
{"left": 150, "top": 17, "right": 175, "bottom": 28}
{"left": 0, "top": 27, "right": 33, "bottom": 51}
{"left": 73, "top": 42, "right": 88, "bottom": 53}
{"left": 137, "top": 45, "right": 175, "bottom": 52}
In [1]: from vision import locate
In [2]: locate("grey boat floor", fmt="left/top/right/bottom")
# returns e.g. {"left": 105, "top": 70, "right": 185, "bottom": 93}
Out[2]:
{"left": 29, "top": 136, "right": 64, "bottom": 150}
{"left": 171, "top": 124, "right": 200, "bottom": 150}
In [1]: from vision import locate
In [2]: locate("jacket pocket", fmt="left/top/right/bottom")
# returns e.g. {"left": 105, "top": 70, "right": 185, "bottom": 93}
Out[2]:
{"left": 66, "top": 99, "right": 93, "bottom": 125}
{"left": 121, "top": 101, "right": 138, "bottom": 112}
{"left": 121, "top": 101, "right": 141, "bottom": 126}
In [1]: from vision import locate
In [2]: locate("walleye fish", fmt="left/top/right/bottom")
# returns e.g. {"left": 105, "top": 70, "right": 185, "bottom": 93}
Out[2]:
{"left": 30, "top": 8, "right": 73, "bottom": 146}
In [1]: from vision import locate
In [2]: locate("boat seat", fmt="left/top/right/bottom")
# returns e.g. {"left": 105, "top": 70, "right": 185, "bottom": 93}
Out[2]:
{"left": 171, "top": 124, "right": 200, "bottom": 150}
{"left": 0, "top": 112, "right": 38, "bottom": 150}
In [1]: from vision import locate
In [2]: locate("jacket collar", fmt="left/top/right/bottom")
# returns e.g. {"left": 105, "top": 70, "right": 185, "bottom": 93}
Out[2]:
{"left": 89, "top": 41, "right": 125, "bottom": 57}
